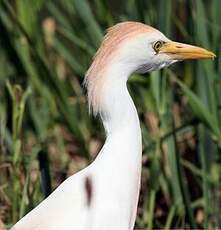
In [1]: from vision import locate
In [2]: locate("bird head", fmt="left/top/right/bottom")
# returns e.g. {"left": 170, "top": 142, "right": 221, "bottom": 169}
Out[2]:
{"left": 85, "top": 21, "right": 216, "bottom": 115}
{"left": 112, "top": 22, "right": 216, "bottom": 74}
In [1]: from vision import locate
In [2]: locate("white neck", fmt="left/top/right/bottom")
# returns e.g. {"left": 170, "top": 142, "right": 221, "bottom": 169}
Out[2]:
{"left": 93, "top": 64, "right": 142, "bottom": 228}
{"left": 99, "top": 66, "right": 139, "bottom": 133}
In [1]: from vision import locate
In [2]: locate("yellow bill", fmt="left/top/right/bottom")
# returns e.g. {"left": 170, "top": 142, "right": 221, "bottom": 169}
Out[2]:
{"left": 159, "top": 41, "right": 216, "bottom": 60}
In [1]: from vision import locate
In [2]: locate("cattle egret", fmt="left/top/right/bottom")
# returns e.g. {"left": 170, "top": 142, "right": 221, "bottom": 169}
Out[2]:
{"left": 12, "top": 21, "right": 215, "bottom": 230}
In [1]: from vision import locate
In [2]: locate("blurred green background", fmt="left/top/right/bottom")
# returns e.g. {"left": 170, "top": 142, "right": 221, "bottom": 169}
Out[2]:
{"left": 0, "top": 0, "right": 221, "bottom": 229}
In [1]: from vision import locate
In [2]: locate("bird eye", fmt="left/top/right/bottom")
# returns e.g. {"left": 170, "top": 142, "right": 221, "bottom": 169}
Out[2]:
{"left": 153, "top": 40, "right": 164, "bottom": 53}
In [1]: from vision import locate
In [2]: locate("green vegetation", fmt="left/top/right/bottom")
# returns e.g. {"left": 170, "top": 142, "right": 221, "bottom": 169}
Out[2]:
{"left": 0, "top": 0, "right": 221, "bottom": 229}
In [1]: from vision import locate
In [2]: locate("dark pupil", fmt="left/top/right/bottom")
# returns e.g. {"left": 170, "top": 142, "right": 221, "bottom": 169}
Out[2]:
{"left": 155, "top": 42, "right": 161, "bottom": 50}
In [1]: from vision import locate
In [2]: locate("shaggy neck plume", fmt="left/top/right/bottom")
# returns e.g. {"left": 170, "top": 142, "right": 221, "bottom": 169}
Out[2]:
{"left": 84, "top": 21, "right": 154, "bottom": 117}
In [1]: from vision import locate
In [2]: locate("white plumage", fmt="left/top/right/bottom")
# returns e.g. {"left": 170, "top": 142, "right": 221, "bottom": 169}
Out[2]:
{"left": 12, "top": 21, "right": 215, "bottom": 230}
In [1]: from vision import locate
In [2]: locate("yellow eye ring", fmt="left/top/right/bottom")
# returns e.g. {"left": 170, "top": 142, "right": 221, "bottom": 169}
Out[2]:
{"left": 153, "top": 41, "right": 164, "bottom": 53}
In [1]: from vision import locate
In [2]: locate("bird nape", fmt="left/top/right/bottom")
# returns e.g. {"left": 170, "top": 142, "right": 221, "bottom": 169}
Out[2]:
{"left": 12, "top": 21, "right": 215, "bottom": 230}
